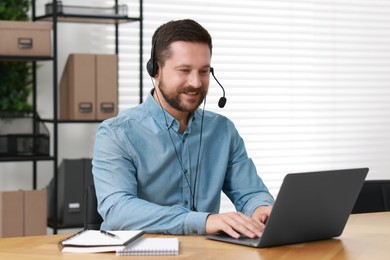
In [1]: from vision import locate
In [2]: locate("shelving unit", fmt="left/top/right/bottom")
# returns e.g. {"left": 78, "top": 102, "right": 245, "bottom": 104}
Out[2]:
{"left": 0, "top": 0, "right": 143, "bottom": 234}
{"left": 0, "top": 60, "right": 53, "bottom": 189}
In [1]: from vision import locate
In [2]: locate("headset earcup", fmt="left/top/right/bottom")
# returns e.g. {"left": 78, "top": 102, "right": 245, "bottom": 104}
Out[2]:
{"left": 147, "top": 41, "right": 158, "bottom": 77}
{"left": 146, "top": 59, "right": 155, "bottom": 77}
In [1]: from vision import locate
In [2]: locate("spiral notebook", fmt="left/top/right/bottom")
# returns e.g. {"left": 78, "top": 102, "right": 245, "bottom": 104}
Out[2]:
{"left": 58, "top": 230, "right": 145, "bottom": 253}
{"left": 116, "top": 237, "right": 179, "bottom": 256}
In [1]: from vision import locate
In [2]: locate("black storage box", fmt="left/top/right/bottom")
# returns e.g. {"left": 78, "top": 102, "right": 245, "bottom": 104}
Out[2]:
{"left": 47, "top": 158, "right": 94, "bottom": 227}
{"left": 0, "top": 114, "right": 50, "bottom": 157}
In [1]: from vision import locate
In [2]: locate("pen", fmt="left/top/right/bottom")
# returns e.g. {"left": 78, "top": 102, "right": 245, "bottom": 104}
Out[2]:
{"left": 100, "top": 230, "right": 119, "bottom": 239}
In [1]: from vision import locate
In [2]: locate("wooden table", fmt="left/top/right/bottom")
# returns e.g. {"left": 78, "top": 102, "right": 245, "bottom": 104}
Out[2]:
{"left": 0, "top": 212, "right": 389, "bottom": 259}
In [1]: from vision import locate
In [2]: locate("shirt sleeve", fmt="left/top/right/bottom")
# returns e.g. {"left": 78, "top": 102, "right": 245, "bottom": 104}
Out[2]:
{"left": 222, "top": 121, "right": 275, "bottom": 216}
{"left": 92, "top": 121, "right": 209, "bottom": 235}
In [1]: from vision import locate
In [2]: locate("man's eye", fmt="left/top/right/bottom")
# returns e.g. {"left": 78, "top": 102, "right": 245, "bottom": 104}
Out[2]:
{"left": 179, "top": 69, "right": 190, "bottom": 73}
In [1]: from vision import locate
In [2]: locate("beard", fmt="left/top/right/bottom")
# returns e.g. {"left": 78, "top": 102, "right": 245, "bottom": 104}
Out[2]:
{"left": 158, "top": 75, "right": 207, "bottom": 113}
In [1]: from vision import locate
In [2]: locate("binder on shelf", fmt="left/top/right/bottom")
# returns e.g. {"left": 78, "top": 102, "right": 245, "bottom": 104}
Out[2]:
{"left": 59, "top": 53, "right": 118, "bottom": 120}
{"left": 60, "top": 54, "right": 96, "bottom": 120}
{"left": 0, "top": 191, "right": 23, "bottom": 237}
{"left": 96, "top": 54, "right": 118, "bottom": 120}
{"left": 24, "top": 189, "right": 48, "bottom": 236}
{"left": 47, "top": 158, "right": 93, "bottom": 227}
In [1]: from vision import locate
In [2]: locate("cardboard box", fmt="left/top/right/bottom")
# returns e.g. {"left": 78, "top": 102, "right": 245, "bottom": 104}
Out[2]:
{"left": 0, "top": 189, "right": 47, "bottom": 238}
{"left": 59, "top": 53, "right": 118, "bottom": 120}
{"left": 0, "top": 20, "right": 52, "bottom": 57}
{"left": 96, "top": 54, "right": 118, "bottom": 120}
{"left": 60, "top": 54, "right": 96, "bottom": 120}
{"left": 24, "top": 189, "right": 47, "bottom": 236}
{"left": 0, "top": 191, "right": 24, "bottom": 237}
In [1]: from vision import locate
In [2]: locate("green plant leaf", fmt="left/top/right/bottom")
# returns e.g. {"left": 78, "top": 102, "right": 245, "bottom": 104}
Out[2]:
{"left": 0, "top": 0, "right": 33, "bottom": 115}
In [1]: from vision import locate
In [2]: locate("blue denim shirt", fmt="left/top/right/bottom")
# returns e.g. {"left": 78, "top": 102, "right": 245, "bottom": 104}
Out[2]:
{"left": 92, "top": 90, "right": 274, "bottom": 235}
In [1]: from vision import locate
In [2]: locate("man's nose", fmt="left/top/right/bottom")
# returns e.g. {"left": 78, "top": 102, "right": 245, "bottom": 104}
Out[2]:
{"left": 188, "top": 71, "right": 202, "bottom": 88}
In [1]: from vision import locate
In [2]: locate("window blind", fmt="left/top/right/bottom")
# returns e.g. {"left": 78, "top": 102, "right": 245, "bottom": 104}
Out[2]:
{"left": 114, "top": 0, "right": 390, "bottom": 212}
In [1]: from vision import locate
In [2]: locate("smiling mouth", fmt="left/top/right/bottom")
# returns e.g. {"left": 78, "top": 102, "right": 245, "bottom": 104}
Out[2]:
{"left": 184, "top": 91, "right": 199, "bottom": 95}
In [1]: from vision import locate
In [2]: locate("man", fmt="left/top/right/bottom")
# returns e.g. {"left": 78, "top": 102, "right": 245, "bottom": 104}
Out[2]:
{"left": 92, "top": 19, "right": 274, "bottom": 239}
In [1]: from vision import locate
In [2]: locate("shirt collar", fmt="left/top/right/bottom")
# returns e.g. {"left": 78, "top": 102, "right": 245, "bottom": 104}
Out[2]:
{"left": 145, "top": 89, "right": 201, "bottom": 133}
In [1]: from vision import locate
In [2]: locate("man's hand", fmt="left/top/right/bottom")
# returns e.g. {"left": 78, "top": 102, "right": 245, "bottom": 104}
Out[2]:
{"left": 252, "top": 205, "right": 273, "bottom": 228}
{"left": 205, "top": 206, "right": 273, "bottom": 239}
{"left": 205, "top": 212, "right": 263, "bottom": 239}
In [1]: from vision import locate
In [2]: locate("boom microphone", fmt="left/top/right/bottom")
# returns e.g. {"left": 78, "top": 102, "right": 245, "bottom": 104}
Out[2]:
{"left": 210, "top": 67, "right": 227, "bottom": 108}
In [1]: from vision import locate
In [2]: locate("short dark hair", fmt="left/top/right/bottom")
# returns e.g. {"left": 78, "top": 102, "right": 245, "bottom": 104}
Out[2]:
{"left": 151, "top": 19, "right": 213, "bottom": 68}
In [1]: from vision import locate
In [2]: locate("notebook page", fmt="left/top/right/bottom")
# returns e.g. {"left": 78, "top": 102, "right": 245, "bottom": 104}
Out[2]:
{"left": 116, "top": 237, "right": 179, "bottom": 256}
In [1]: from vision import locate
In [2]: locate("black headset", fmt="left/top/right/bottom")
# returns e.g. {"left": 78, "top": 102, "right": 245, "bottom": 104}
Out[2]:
{"left": 146, "top": 39, "right": 158, "bottom": 77}
{"left": 146, "top": 40, "right": 227, "bottom": 108}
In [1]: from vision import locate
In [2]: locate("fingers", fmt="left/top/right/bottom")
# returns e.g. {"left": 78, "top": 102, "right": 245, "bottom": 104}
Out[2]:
{"left": 252, "top": 206, "right": 272, "bottom": 226}
{"left": 205, "top": 212, "right": 263, "bottom": 239}
{"left": 220, "top": 212, "right": 261, "bottom": 238}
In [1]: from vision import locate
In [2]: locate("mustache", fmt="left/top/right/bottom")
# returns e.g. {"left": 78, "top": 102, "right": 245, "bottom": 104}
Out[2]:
{"left": 179, "top": 86, "right": 205, "bottom": 93}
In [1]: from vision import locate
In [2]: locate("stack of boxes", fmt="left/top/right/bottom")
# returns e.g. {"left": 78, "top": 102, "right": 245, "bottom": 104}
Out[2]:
{"left": 0, "top": 190, "right": 47, "bottom": 237}
{"left": 0, "top": 20, "right": 51, "bottom": 237}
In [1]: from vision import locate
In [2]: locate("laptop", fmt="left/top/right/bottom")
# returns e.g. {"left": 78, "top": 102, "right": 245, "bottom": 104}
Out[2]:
{"left": 205, "top": 168, "right": 368, "bottom": 248}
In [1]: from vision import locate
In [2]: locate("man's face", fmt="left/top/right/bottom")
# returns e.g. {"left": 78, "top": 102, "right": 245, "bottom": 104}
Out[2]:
{"left": 156, "top": 41, "right": 211, "bottom": 114}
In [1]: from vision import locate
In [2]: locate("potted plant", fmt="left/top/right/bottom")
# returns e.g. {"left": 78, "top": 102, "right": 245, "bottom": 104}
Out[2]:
{"left": 0, "top": 0, "right": 32, "bottom": 117}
